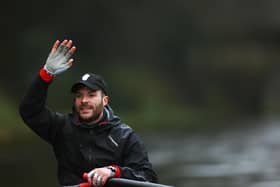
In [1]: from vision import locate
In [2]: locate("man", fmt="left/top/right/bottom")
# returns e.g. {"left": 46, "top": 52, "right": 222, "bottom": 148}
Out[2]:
{"left": 19, "top": 39, "right": 158, "bottom": 187}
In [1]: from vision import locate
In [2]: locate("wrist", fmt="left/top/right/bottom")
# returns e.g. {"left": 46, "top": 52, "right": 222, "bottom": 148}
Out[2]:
{"left": 39, "top": 68, "right": 54, "bottom": 82}
{"left": 107, "top": 165, "right": 121, "bottom": 178}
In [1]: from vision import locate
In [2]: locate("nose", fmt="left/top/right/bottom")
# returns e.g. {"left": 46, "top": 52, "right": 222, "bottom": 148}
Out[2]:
{"left": 81, "top": 96, "right": 89, "bottom": 103}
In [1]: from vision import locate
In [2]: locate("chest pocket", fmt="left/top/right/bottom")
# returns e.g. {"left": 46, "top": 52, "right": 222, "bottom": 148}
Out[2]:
{"left": 92, "top": 133, "right": 121, "bottom": 166}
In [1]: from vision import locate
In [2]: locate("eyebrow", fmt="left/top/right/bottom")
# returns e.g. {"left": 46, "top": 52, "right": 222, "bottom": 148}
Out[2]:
{"left": 76, "top": 89, "right": 98, "bottom": 94}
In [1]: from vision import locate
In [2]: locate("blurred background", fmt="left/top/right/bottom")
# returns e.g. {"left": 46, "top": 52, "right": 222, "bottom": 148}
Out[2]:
{"left": 2, "top": 0, "right": 280, "bottom": 186}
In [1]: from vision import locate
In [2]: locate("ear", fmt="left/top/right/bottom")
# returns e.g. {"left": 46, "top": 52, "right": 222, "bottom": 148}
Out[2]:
{"left": 103, "top": 95, "right": 109, "bottom": 106}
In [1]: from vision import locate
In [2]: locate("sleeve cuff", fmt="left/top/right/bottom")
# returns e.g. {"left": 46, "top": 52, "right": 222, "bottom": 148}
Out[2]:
{"left": 39, "top": 68, "right": 54, "bottom": 83}
{"left": 112, "top": 165, "right": 121, "bottom": 178}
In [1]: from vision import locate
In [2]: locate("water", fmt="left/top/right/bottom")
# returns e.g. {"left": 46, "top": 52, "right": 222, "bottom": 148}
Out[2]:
{"left": 146, "top": 119, "right": 280, "bottom": 187}
{"left": 2, "top": 119, "right": 280, "bottom": 187}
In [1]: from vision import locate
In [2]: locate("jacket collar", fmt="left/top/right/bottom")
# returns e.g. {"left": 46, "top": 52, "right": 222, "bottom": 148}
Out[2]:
{"left": 70, "top": 105, "right": 120, "bottom": 130}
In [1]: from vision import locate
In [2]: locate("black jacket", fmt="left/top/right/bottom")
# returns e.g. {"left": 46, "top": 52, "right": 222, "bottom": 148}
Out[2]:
{"left": 19, "top": 75, "right": 158, "bottom": 186}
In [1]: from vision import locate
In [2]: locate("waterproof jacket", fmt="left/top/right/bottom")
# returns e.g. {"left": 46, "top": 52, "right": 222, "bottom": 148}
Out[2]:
{"left": 19, "top": 75, "right": 158, "bottom": 186}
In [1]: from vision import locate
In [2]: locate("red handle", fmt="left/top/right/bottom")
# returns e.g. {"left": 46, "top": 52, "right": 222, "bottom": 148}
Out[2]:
{"left": 79, "top": 182, "right": 91, "bottom": 187}
{"left": 79, "top": 173, "right": 90, "bottom": 187}
{"left": 83, "top": 172, "right": 88, "bottom": 180}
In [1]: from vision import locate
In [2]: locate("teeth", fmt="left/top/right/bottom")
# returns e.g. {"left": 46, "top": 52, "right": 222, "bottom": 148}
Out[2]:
{"left": 80, "top": 107, "right": 91, "bottom": 110}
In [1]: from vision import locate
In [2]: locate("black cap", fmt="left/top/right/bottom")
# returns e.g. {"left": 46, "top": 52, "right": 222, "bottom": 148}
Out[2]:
{"left": 71, "top": 73, "right": 108, "bottom": 95}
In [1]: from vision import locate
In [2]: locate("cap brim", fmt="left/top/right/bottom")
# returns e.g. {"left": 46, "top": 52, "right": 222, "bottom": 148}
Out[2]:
{"left": 71, "top": 81, "right": 100, "bottom": 93}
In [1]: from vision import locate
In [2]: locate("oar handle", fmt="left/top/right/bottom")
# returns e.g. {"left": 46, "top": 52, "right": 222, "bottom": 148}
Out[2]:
{"left": 82, "top": 173, "right": 173, "bottom": 187}
{"left": 79, "top": 183, "right": 91, "bottom": 187}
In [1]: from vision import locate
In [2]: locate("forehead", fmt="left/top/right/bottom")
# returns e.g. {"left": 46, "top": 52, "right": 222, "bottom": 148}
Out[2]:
{"left": 75, "top": 86, "right": 100, "bottom": 93}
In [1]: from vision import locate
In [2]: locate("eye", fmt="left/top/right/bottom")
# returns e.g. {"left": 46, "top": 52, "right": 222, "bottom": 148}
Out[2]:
{"left": 89, "top": 93, "right": 97, "bottom": 97}
{"left": 75, "top": 93, "right": 82, "bottom": 98}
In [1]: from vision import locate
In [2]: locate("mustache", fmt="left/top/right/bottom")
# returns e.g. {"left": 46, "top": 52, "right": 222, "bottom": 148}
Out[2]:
{"left": 78, "top": 104, "right": 93, "bottom": 110}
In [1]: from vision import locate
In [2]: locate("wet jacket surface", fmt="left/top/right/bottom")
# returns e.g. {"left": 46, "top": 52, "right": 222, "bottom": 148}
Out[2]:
{"left": 19, "top": 75, "right": 158, "bottom": 186}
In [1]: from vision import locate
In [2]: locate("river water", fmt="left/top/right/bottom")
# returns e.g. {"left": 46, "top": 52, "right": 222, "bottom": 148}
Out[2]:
{"left": 146, "top": 119, "right": 280, "bottom": 187}
{"left": 2, "top": 119, "right": 280, "bottom": 187}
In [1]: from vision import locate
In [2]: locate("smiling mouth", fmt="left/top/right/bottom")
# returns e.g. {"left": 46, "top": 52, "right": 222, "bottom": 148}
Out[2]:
{"left": 79, "top": 106, "right": 93, "bottom": 113}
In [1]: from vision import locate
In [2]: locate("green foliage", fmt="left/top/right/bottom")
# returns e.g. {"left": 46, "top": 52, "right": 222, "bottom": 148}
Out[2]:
{"left": 0, "top": 92, "right": 23, "bottom": 130}
{"left": 3, "top": 0, "right": 280, "bottom": 136}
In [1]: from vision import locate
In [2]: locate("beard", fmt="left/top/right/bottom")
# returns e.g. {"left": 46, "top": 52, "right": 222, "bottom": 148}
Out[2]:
{"left": 76, "top": 101, "right": 104, "bottom": 123}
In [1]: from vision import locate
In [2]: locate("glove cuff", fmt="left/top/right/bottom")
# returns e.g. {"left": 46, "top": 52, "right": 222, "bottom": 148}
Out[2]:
{"left": 39, "top": 68, "right": 54, "bottom": 82}
{"left": 107, "top": 165, "right": 121, "bottom": 178}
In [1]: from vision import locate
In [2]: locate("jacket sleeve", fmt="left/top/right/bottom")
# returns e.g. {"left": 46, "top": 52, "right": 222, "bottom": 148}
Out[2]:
{"left": 119, "top": 131, "right": 158, "bottom": 183}
{"left": 19, "top": 74, "right": 64, "bottom": 144}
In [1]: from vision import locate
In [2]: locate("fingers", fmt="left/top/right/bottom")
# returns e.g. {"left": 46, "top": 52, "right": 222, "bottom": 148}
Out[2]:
{"left": 65, "top": 40, "right": 76, "bottom": 55}
{"left": 61, "top": 39, "right": 69, "bottom": 47}
{"left": 87, "top": 168, "right": 110, "bottom": 187}
{"left": 87, "top": 170, "right": 96, "bottom": 185}
{"left": 61, "top": 39, "right": 74, "bottom": 51}
{"left": 65, "top": 39, "right": 72, "bottom": 48}
{"left": 51, "top": 40, "right": 60, "bottom": 53}
{"left": 51, "top": 39, "right": 76, "bottom": 55}
{"left": 67, "top": 58, "right": 74, "bottom": 66}
{"left": 97, "top": 175, "right": 103, "bottom": 186}
{"left": 69, "top": 46, "right": 76, "bottom": 55}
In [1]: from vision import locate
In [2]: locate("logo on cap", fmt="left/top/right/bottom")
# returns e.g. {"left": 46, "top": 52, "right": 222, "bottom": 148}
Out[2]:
{"left": 82, "top": 74, "right": 90, "bottom": 81}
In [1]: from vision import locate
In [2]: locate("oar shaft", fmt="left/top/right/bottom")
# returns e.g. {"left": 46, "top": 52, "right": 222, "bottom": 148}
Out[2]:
{"left": 106, "top": 178, "right": 174, "bottom": 187}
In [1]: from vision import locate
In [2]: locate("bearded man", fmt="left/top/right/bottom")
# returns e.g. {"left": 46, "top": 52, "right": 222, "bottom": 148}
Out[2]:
{"left": 19, "top": 39, "right": 158, "bottom": 187}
